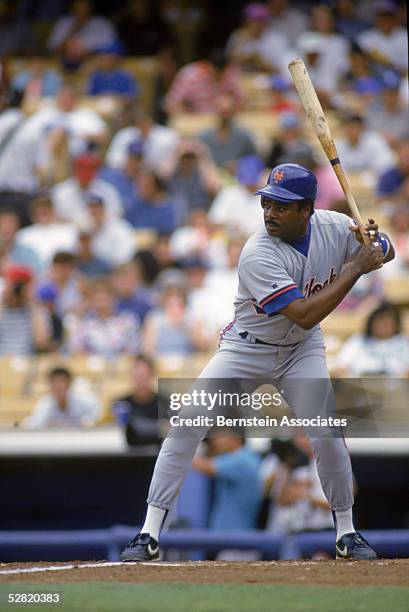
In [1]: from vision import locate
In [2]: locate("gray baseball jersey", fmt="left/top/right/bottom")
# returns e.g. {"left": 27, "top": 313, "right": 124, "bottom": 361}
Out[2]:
{"left": 232, "top": 209, "right": 361, "bottom": 345}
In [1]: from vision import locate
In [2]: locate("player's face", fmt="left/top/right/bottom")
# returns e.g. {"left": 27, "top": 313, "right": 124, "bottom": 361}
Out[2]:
{"left": 261, "top": 197, "right": 309, "bottom": 240}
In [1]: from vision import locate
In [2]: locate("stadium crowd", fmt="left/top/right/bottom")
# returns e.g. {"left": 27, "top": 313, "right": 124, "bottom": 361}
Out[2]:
{"left": 0, "top": 0, "right": 408, "bottom": 548}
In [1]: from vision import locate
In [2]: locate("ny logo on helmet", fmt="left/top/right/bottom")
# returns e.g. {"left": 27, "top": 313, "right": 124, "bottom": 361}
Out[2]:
{"left": 273, "top": 170, "right": 285, "bottom": 183}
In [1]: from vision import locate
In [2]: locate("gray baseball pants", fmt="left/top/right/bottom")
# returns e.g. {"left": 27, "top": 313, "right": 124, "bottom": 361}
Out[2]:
{"left": 147, "top": 325, "right": 353, "bottom": 513}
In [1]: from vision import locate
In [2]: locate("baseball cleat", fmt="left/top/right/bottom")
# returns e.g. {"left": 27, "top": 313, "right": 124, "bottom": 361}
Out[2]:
{"left": 120, "top": 532, "right": 160, "bottom": 562}
{"left": 335, "top": 532, "right": 377, "bottom": 560}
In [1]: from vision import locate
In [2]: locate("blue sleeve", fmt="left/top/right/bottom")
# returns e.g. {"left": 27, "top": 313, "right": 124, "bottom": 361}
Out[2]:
{"left": 263, "top": 286, "right": 304, "bottom": 316}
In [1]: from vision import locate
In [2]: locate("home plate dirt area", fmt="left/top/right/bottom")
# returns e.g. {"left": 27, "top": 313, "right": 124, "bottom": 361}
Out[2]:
{"left": 0, "top": 559, "right": 408, "bottom": 586}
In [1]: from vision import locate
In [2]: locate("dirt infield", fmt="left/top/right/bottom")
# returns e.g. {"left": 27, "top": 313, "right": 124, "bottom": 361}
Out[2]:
{"left": 0, "top": 559, "right": 408, "bottom": 587}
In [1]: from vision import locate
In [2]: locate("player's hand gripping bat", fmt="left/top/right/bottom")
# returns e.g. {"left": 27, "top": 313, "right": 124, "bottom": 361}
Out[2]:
{"left": 288, "top": 58, "right": 370, "bottom": 246}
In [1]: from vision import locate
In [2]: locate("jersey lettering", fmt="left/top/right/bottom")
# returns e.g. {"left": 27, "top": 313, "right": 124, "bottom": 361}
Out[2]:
{"left": 304, "top": 266, "right": 337, "bottom": 297}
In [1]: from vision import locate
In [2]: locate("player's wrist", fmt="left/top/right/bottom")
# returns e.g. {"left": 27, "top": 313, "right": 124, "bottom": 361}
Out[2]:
{"left": 345, "top": 260, "right": 363, "bottom": 280}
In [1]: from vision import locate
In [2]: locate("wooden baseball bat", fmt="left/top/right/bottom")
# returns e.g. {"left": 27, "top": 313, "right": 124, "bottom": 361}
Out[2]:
{"left": 288, "top": 58, "right": 370, "bottom": 245}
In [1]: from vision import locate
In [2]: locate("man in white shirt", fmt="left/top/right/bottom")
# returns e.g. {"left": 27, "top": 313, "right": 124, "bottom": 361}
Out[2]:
{"left": 266, "top": 0, "right": 308, "bottom": 46}
{"left": 226, "top": 3, "right": 294, "bottom": 75}
{"left": 208, "top": 155, "right": 265, "bottom": 237}
{"left": 86, "top": 193, "right": 136, "bottom": 266}
{"left": 358, "top": 1, "right": 408, "bottom": 73}
{"left": 30, "top": 83, "right": 107, "bottom": 156}
{"left": 16, "top": 191, "right": 77, "bottom": 271}
{"left": 336, "top": 113, "right": 395, "bottom": 177}
{"left": 47, "top": 0, "right": 116, "bottom": 68}
{"left": 52, "top": 152, "right": 122, "bottom": 227}
{"left": 24, "top": 366, "right": 101, "bottom": 429}
{"left": 106, "top": 110, "right": 179, "bottom": 172}
{"left": 0, "top": 84, "right": 107, "bottom": 196}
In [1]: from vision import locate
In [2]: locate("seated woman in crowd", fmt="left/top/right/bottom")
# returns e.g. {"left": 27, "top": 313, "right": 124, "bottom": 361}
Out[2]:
{"left": 142, "top": 285, "right": 208, "bottom": 359}
{"left": 66, "top": 279, "right": 140, "bottom": 359}
{"left": 335, "top": 303, "right": 409, "bottom": 377}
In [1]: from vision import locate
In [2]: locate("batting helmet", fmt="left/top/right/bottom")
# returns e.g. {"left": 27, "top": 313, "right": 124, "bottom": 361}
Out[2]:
{"left": 255, "top": 163, "right": 317, "bottom": 204}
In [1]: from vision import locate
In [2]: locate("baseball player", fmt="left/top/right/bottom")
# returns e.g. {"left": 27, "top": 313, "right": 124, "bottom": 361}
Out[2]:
{"left": 121, "top": 163, "right": 394, "bottom": 562}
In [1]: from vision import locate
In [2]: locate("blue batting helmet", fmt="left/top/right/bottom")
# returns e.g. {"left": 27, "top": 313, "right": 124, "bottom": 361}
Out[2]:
{"left": 255, "top": 163, "right": 317, "bottom": 204}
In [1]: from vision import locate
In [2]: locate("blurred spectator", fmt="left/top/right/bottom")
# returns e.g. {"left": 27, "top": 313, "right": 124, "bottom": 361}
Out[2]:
{"left": 199, "top": 93, "right": 257, "bottom": 171}
{"left": 85, "top": 193, "right": 136, "bottom": 266}
{"left": 367, "top": 74, "right": 409, "bottom": 146}
{"left": 384, "top": 205, "right": 409, "bottom": 274}
{"left": 86, "top": 40, "right": 139, "bottom": 99}
{"left": 12, "top": 55, "right": 62, "bottom": 104}
{"left": 164, "top": 49, "right": 244, "bottom": 114}
{"left": 134, "top": 249, "right": 161, "bottom": 288}
{"left": 192, "top": 427, "right": 262, "bottom": 530}
{"left": 341, "top": 45, "right": 382, "bottom": 102}
{"left": 0, "top": 90, "right": 49, "bottom": 203}
{"left": 188, "top": 238, "right": 243, "bottom": 338}
{"left": 24, "top": 366, "right": 102, "bottom": 428}
{"left": 269, "top": 75, "right": 298, "bottom": 113}
{"left": 169, "top": 208, "right": 225, "bottom": 268}
{"left": 48, "top": 0, "right": 117, "bottom": 70}
{"left": 226, "top": 2, "right": 292, "bottom": 75}
{"left": 298, "top": 5, "right": 350, "bottom": 100}
{"left": 106, "top": 109, "right": 180, "bottom": 172}
{"left": 67, "top": 279, "right": 140, "bottom": 358}
{"left": 112, "top": 261, "right": 154, "bottom": 325}
{"left": 75, "top": 230, "right": 111, "bottom": 278}
{"left": 37, "top": 251, "right": 81, "bottom": 317}
{"left": 33, "top": 83, "right": 108, "bottom": 156}
{"left": 161, "top": 140, "right": 221, "bottom": 216}
{"left": 127, "top": 169, "right": 177, "bottom": 234}
{"left": 35, "top": 284, "right": 64, "bottom": 351}
{"left": 357, "top": 1, "right": 408, "bottom": 73}
{"left": 377, "top": 139, "right": 409, "bottom": 201}
{"left": 266, "top": 0, "right": 308, "bottom": 46}
{"left": 111, "top": 354, "right": 160, "bottom": 447}
{"left": 0, "top": 265, "right": 50, "bottom": 355}
{"left": 0, "top": 209, "right": 41, "bottom": 274}
{"left": 0, "top": 84, "right": 107, "bottom": 203}
{"left": 337, "top": 270, "right": 384, "bottom": 314}
{"left": 335, "top": 303, "right": 409, "bottom": 376}
{"left": 115, "top": 0, "right": 172, "bottom": 56}
{"left": 266, "top": 112, "right": 313, "bottom": 169}
{"left": 16, "top": 192, "right": 77, "bottom": 271}
{"left": 334, "top": 0, "right": 372, "bottom": 39}
{"left": 0, "top": 88, "right": 23, "bottom": 143}
{"left": 142, "top": 285, "right": 207, "bottom": 358}
{"left": 52, "top": 152, "right": 122, "bottom": 227}
{"left": 0, "top": 0, "right": 34, "bottom": 56}
{"left": 100, "top": 139, "right": 143, "bottom": 218}
{"left": 262, "top": 438, "right": 309, "bottom": 537}
{"left": 311, "top": 156, "right": 346, "bottom": 212}
{"left": 336, "top": 113, "right": 394, "bottom": 176}
{"left": 261, "top": 437, "right": 333, "bottom": 557}
{"left": 208, "top": 156, "right": 265, "bottom": 237}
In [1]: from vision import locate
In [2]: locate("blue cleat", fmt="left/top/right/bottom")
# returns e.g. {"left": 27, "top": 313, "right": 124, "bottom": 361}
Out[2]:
{"left": 336, "top": 532, "right": 377, "bottom": 560}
